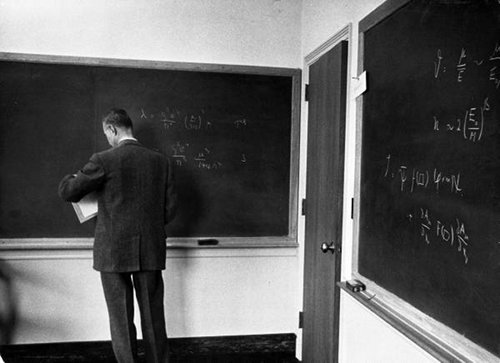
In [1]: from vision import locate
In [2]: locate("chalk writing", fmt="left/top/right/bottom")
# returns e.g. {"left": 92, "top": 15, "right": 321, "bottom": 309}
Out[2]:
{"left": 185, "top": 114, "right": 206, "bottom": 130}
{"left": 140, "top": 107, "right": 213, "bottom": 131}
{"left": 169, "top": 142, "right": 225, "bottom": 170}
{"left": 194, "top": 147, "right": 211, "bottom": 163}
{"left": 171, "top": 141, "right": 189, "bottom": 167}
{"left": 457, "top": 48, "right": 467, "bottom": 82}
{"left": 384, "top": 154, "right": 463, "bottom": 195}
{"left": 489, "top": 66, "right": 500, "bottom": 88}
{"left": 160, "top": 111, "right": 176, "bottom": 129}
{"left": 136, "top": 107, "right": 255, "bottom": 171}
{"left": 193, "top": 147, "right": 223, "bottom": 170}
{"left": 407, "top": 207, "right": 471, "bottom": 264}
{"left": 489, "top": 42, "right": 500, "bottom": 61}
{"left": 139, "top": 107, "right": 249, "bottom": 132}
{"left": 432, "top": 42, "right": 500, "bottom": 86}
{"left": 434, "top": 49, "right": 444, "bottom": 78}
{"left": 433, "top": 168, "right": 462, "bottom": 194}
{"left": 136, "top": 107, "right": 253, "bottom": 171}
{"left": 432, "top": 97, "right": 490, "bottom": 143}
{"left": 197, "top": 160, "right": 223, "bottom": 170}
{"left": 234, "top": 119, "right": 247, "bottom": 128}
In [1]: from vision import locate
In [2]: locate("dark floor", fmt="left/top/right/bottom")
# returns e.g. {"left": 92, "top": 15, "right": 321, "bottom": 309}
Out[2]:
{"left": 0, "top": 335, "right": 299, "bottom": 363}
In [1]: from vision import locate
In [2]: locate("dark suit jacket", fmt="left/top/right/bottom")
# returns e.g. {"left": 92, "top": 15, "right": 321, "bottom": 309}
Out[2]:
{"left": 58, "top": 140, "right": 177, "bottom": 272}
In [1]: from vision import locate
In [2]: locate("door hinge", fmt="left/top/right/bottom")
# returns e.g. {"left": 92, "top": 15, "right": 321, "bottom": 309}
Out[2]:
{"left": 351, "top": 197, "right": 354, "bottom": 219}
{"left": 299, "top": 311, "right": 303, "bottom": 329}
{"left": 305, "top": 84, "right": 310, "bottom": 102}
{"left": 301, "top": 198, "right": 306, "bottom": 216}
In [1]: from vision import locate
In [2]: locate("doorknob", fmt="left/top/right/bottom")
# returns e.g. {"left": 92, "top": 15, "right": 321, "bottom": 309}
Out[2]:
{"left": 320, "top": 241, "right": 337, "bottom": 254}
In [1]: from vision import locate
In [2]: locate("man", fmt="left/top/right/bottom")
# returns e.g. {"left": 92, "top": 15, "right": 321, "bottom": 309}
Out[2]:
{"left": 59, "top": 108, "right": 177, "bottom": 363}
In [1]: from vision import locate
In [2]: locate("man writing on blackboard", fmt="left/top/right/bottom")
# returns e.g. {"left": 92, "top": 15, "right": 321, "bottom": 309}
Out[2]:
{"left": 58, "top": 108, "right": 177, "bottom": 363}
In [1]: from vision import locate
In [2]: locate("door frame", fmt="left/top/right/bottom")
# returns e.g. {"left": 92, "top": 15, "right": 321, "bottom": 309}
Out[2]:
{"left": 299, "top": 24, "right": 353, "bottom": 361}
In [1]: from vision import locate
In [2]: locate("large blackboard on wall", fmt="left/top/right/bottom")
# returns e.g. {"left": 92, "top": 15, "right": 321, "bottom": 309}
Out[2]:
{"left": 357, "top": 0, "right": 500, "bottom": 357}
{"left": 0, "top": 56, "right": 299, "bottom": 240}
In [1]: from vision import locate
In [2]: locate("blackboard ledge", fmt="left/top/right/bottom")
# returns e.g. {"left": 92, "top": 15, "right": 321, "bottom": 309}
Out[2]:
{"left": 0, "top": 238, "right": 93, "bottom": 251}
{"left": 338, "top": 281, "right": 496, "bottom": 362}
{"left": 0, "top": 237, "right": 298, "bottom": 251}
{"left": 338, "top": 282, "right": 469, "bottom": 362}
{"left": 168, "top": 237, "right": 298, "bottom": 249}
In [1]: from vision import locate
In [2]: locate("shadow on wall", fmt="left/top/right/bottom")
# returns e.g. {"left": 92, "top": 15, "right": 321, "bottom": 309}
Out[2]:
{"left": 0, "top": 260, "right": 17, "bottom": 345}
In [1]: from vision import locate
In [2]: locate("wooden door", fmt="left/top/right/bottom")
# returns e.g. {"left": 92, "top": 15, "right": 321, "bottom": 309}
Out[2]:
{"left": 302, "top": 40, "right": 348, "bottom": 363}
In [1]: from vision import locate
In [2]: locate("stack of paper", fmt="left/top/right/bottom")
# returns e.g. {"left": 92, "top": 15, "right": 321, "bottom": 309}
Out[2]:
{"left": 72, "top": 192, "right": 98, "bottom": 223}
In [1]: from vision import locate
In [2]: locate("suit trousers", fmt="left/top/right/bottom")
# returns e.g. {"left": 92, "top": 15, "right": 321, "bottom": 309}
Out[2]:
{"left": 100, "top": 271, "right": 169, "bottom": 363}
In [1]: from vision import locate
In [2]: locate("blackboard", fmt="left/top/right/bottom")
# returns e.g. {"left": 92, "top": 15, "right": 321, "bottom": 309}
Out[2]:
{"left": 357, "top": 0, "right": 500, "bottom": 358}
{"left": 0, "top": 55, "right": 300, "bottom": 241}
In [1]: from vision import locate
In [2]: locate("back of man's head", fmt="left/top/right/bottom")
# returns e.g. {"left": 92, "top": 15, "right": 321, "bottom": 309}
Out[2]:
{"left": 103, "top": 108, "right": 134, "bottom": 131}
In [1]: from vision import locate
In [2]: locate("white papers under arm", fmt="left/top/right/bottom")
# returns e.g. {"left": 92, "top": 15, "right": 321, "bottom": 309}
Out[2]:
{"left": 72, "top": 192, "right": 98, "bottom": 223}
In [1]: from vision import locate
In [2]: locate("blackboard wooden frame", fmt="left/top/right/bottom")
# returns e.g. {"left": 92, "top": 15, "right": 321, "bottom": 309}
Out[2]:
{"left": 0, "top": 52, "right": 301, "bottom": 250}
{"left": 352, "top": 0, "right": 498, "bottom": 361}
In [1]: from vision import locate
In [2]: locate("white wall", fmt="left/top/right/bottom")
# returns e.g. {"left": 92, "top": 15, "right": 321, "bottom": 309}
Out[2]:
{"left": 0, "top": 0, "right": 301, "bottom": 68}
{"left": 0, "top": 0, "right": 303, "bottom": 345}
{"left": 3, "top": 248, "right": 299, "bottom": 343}
{"left": 300, "top": 1, "right": 438, "bottom": 362}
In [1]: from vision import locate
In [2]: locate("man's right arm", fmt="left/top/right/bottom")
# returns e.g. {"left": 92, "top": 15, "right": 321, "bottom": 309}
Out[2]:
{"left": 58, "top": 154, "right": 106, "bottom": 203}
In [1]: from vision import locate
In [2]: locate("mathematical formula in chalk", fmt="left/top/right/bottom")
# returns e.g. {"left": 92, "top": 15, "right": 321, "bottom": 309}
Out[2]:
{"left": 407, "top": 207, "right": 471, "bottom": 264}
{"left": 139, "top": 107, "right": 249, "bottom": 131}
{"left": 433, "top": 42, "right": 500, "bottom": 87}
{"left": 383, "top": 154, "right": 463, "bottom": 195}
{"left": 432, "top": 97, "right": 490, "bottom": 143}
{"left": 136, "top": 106, "right": 253, "bottom": 171}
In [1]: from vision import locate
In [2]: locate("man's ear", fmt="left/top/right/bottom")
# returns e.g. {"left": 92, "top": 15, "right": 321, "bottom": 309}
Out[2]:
{"left": 106, "top": 124, "right": 117, "bottom": 135}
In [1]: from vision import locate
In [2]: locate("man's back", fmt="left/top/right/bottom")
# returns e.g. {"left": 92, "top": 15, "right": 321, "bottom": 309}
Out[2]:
{"left": 94, "top": 140, "right": 175, "bottom": 271}
{"left": 59, "top": 139, "right": 177, "bottom": 272}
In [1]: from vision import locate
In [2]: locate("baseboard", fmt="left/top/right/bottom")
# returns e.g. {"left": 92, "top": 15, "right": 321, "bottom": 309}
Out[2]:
{"left": 169, "top": 333, "right": 296, "bottom": 355}
{"left": 0, "top": 333, "right": 297, "bottom": 360}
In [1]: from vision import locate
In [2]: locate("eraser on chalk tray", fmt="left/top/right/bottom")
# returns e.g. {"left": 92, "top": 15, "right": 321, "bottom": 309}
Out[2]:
{"left": 346, "top": 279, "right": 366, "bottom": 292}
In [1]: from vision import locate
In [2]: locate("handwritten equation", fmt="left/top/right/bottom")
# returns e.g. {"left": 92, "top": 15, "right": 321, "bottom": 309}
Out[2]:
{"left": 140, "top": 107, "right": 248, "bottom": 131}
{"left": 170, "top": 141, "right": 248, "bottom": 170}
{"left": 140, "top": 107, "right": 212, "bottom": 130}
{"left": 368, "top": 24, "right": 500, "bottom": 269}
{"left": 433, "top": 42, "right": 500, "bottom": 87}
{"left": 432, "top": 97, "right": 490, "bottom": 143}
{"left": 137, "top": 107, "right": 251, "bottom": 170}
{"left": 170, "top": 142, "right": 223, "bottom": 170}
{"left": 408, "top": 207, "right": 471, "bottom": 264}
{"left": 384, "top": 154, "right": 463, "bottom": 195}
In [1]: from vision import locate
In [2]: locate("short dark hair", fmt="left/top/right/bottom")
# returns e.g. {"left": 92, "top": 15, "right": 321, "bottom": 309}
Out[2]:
{"left": 102, "top": 108, "right": 133, "bottom": 130}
